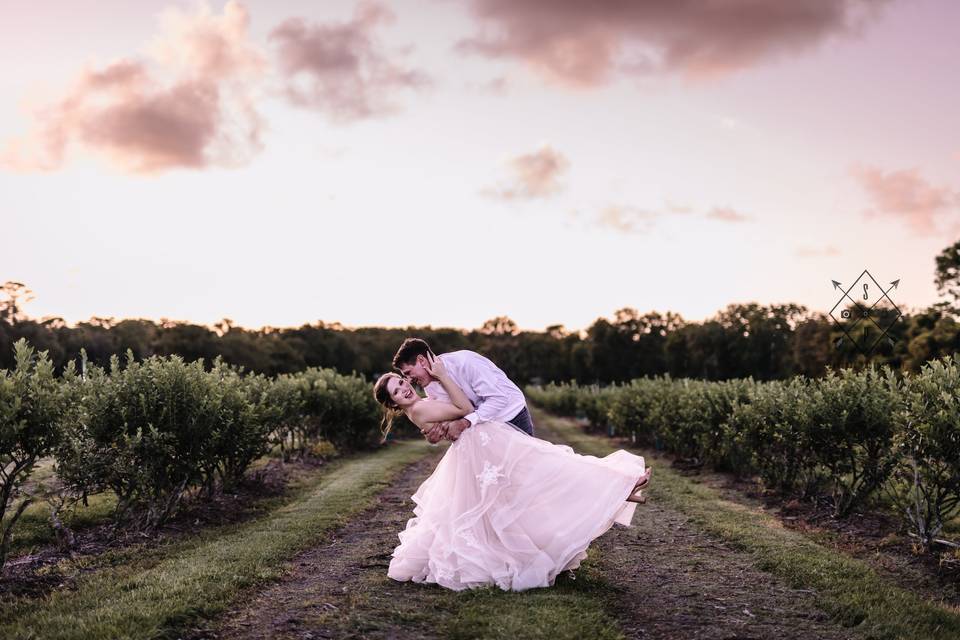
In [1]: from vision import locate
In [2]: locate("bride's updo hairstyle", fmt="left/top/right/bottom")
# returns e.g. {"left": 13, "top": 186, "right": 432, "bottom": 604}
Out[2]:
{"left": 373, "top": 372, "right": 404, "bottom": 442}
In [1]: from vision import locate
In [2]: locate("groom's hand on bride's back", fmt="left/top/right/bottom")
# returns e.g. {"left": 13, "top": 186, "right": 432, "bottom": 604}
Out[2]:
{"left": 424, "top": 422, "right": 448, "bottom": 444}
{"left": 445, "top": 418, "right": 470, "bottom": 441}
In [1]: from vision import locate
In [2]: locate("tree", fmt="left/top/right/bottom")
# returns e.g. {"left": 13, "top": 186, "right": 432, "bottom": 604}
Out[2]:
{"left": 480, "top": 316, "right": 519, "bottom": 336}
{"left": 0, "top": 282, "right": 34, "bottom": 324}
{"left": 934, "top": 240, "right": 960, "bottom": 317}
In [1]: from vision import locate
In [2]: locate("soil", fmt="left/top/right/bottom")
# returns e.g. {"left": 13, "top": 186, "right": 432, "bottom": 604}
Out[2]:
{"left": 591, "top": 499, "right": 854, "bottom": 639}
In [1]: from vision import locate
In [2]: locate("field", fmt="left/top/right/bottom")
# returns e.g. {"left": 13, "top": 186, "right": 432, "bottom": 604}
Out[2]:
{"left": 2, "top": 342, "right": 960, "bottom": 639}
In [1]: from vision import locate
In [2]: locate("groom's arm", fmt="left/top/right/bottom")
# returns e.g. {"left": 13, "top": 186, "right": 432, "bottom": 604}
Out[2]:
{"left": 459, "top": 356, "right": 523, "bottom": 427}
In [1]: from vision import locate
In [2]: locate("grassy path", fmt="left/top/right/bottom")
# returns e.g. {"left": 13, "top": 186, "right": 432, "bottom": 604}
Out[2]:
{"left": 196, "top": 411, "right": 871, "bottom": 640}
{"left": 0, "top": 441, "right": 434, "bottom": 640}
{"left": 197, "top": 443, "right": 623, "bottom": 640}
{"left": 535, "top": 408, "right": 960, "bottom": 640}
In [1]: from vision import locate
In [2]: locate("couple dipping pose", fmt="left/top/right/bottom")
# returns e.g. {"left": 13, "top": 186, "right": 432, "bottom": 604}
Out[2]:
{"left": 373, "top": 338, "right": 652, "bottom": 593}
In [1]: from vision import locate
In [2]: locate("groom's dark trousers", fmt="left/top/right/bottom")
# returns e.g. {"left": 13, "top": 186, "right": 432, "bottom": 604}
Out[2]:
{"left": 506, "top": 406, "right": 536, "bottom": 436}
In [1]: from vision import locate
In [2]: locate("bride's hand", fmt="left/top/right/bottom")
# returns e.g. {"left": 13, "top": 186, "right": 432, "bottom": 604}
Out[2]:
{"left": 423, "top": 352, "right": 448, "bottom": 380}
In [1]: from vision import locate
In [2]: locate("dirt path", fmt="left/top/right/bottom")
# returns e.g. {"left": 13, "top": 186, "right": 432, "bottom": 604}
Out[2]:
{"left": 192, "top": 422, "right": 858, "bottom": 640}
{"left": 535, "top": 416, "right": 856, "bottom": 640}
{"left": 589, "top": 498, "right": 853, "bottom": 639}
{"left": 189, "top": 449, "right": 451, "bottom": 640}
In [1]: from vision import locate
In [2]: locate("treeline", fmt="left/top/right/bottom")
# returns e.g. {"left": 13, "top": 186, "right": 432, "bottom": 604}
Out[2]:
{"left": 3, "top": 241, "right": 959, "bottom": 383}
{"left": 0, "top": 339, "right": 386, "bottom": 571}
{"left": 527, "top": 352, "right": 960, "bottom": 555}
{"left": 1, "top": 290, "right": 958, "bottom": 384}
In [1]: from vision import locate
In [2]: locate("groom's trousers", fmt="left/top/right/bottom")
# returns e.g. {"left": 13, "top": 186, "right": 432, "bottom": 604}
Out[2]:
{"left": 506, "top": 406, "right": 536, "bottom": 436}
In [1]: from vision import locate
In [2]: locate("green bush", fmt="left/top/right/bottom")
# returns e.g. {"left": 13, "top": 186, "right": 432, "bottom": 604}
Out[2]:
{"left": 56, "top": 352, "right": 224, "bottom": 529}
{"left": 806, "top": 366, "right": 899, "bottom": 517}
{"left": 607, "top": 378, "right": 662, "bottom": 445}
{"left": 699, "top": 378, "right": 756, "bottom": 474}
{"left": 885, "top": 354, "right": 960, "bottom": 550}
{"left": 525, "top": 382, "right": 582, "bottom": 417}
{"left": 206, "top": 361, "right": 274, "bottom": 491}
{"left": 0, "top": 339, "right": 62, "bottom": 569}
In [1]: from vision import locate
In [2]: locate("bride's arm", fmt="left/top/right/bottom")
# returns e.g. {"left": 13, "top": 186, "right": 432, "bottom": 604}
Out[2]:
{"left": 427, "top": 353, "right": 473, "bottom": 414}
{"left": 408, "top": 354, "right": 474, "bottom": 427}
{"left": 409, "top": 398, "right": 468, "bottom": 428}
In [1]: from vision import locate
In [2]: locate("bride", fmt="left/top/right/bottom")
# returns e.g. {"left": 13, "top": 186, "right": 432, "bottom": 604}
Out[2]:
{"left": 373, "top": 353, "right": 651, "bottom": 592}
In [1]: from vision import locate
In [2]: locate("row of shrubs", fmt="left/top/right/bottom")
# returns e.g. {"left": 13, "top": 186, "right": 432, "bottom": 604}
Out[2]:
{"left": 527, "top": 354, "right": 960, "bottom": 553}
{"left": 0, "top": 339, "right": 385, "bottom": 570}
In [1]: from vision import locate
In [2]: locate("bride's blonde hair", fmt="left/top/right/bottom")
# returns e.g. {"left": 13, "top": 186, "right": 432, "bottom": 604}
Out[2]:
{"left": 373, "top": 372, "right": 405, "bottom": 443}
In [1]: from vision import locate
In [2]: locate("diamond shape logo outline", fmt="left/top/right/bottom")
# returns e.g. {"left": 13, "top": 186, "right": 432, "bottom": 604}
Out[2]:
{"left": 829, "top": 270, "right": 903, "bottom": 355}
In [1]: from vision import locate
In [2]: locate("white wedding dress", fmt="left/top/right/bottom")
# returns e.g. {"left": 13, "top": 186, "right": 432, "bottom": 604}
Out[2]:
{"left": 387, "top": 419, "right": 646, "bottom": 592}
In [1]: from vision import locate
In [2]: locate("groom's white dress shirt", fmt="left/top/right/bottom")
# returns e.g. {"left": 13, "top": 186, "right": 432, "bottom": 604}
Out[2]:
{"left": 423, "top": 350, "right": 526, "bottom": 427}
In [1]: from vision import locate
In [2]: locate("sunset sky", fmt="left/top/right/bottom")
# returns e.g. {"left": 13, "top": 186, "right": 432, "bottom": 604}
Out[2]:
{"left": 3, "top": 0, "right": 958, "bottom": 331}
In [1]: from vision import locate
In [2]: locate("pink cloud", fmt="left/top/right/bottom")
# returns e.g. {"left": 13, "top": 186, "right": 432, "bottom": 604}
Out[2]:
{"left": 706, "top": 206, "right": 751, "bottom": 222}
{"left": 589, "top": 202, "right": 751, "bottom": 232}
{"left": 595, "top": 205, "right": 659, "bottom": 233}
{"left": 483, "top": 144, "right": 570, "bottom": 199}
{"left": 852, "top": 164, "right": 960, "bottom": 235}
{"left": 2, "top": 1, "right": 264, "bottom": 173}
{"left": 456, "top": 0, "right": 889, "bottom": 87}
{"left": 270, "top": 1, "right": 430, "bottom": 122}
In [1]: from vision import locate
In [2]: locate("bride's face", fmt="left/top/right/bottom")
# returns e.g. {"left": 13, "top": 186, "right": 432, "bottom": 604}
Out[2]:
{"left": 387, "top": 376, "right": 418, "bottom": 408}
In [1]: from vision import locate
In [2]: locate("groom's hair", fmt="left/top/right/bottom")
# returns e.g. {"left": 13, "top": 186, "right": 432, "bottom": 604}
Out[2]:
{"left": 392, "top": 338, "right": 433, "bottom": 369}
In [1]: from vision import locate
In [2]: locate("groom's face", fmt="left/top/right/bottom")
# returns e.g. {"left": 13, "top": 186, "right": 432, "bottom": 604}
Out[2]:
{"left": 398, "top": 355, "right": 431, "bottom": 388}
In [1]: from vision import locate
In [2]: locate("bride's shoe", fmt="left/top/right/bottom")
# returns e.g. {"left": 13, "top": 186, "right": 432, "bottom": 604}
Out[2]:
{"left": 626, "top": 469, "right": 651, "bottom": 504}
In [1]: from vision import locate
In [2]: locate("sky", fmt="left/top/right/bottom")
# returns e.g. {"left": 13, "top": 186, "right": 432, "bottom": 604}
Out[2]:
{"left": 2, "top": 0, "right": 958, "bottom": 331}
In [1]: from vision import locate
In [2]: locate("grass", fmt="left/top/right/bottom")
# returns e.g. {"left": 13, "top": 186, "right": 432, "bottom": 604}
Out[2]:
{"left": 7, "top": 492, "right": 117, "bottom": 557}
{"left": 0, "top": 440, "right": 434, "bottom": 640}
{"left": 533, "top": 407, "right": 960, "bottom": 640}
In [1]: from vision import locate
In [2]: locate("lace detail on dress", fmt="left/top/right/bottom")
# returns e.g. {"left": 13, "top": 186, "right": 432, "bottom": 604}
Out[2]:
{"left": 459, "top": 530, "right": 480, "bottom": 548}
{"left": 476, "top": 460, "right": 505, "bottom": 489}
{"left": 478, "top": 430, "right": 491, "bottom": 446}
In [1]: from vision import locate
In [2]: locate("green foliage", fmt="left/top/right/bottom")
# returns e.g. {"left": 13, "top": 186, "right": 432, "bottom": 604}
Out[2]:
{"left": 525, "top": 382, "right": 584, "bottom": 418}
{"left": 805, "top": 366, "right": 899, "bottom": 516}
{"left": 49, "top": 352, "right": 383, "bottom": 532}
{"left": 728, "top": 377, "right": 823, "bottom": 496}
{"left": 885, "top": 354, "right": 960, "bottom": 550}
{"left": 56, "top": 352, "right": 226, "bottom": 529}
{"left": 531, "top": 354, "right": 960, "bottom": 555}
{"left": 607, "top": 378, "right": 661, "bottom": 445}
{"left": 0, "top": 339, "right": 62, "bottom": 569}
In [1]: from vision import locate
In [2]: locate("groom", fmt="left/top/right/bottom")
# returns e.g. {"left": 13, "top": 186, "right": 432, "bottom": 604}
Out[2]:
{"left": 392, "top": 337, "right": 535, "bottom": 443}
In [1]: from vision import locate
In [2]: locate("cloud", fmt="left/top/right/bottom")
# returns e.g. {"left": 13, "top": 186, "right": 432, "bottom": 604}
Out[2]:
{"left": 483, "top": 144, "right": 570, "bottom": 199}
{"left": 589, "top": 202, "right": 751, "bottom": 232}
{"left": 2, "top": 1, "right": 265, "bottom": 173}
{"left": 852, "top": 164, "right": 960, "bottom": 235}
{"left": 455, "top": 0, "right": 889, "bottom": 87}
{"left": 270, "top": 1, "right": 430, "bottom": 122}
{"left": 595, "top": 205, "right": 659, "bottom": 233}
{"left": 706, "top": 206, "right": 751, "bottom": 222}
